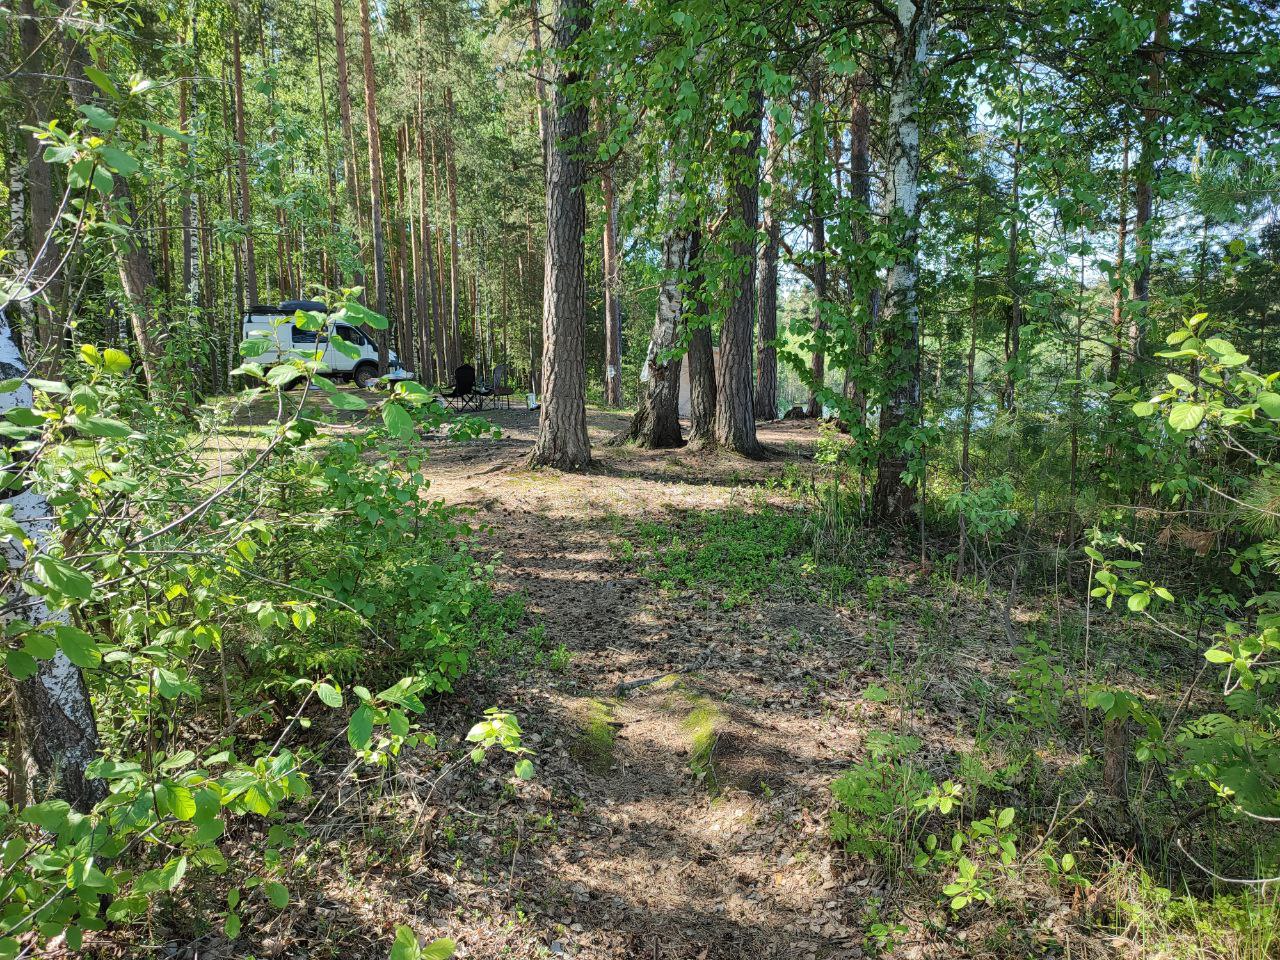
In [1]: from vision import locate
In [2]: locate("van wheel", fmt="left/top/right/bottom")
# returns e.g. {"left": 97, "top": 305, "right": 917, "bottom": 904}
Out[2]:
{"left": 353, "top": 363, "right": 378, "bottom": 389}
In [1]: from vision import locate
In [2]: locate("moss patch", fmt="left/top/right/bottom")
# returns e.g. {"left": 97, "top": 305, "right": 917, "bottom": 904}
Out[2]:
{"left": 570, "top": 698, "right": 619, "bottom": 775}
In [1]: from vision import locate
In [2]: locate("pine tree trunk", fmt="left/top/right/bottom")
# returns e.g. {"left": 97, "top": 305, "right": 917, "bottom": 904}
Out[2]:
{"left": 714, "top": 89, "right": 764, "bottom": 458}
{"left": 332, "top": 0, "right": 366, "bottom": 272}
{"left": 1110, "top": 132, "right": 1130, "bottom": 385}
{"left": 686, "top": 229, "right": 717, "bottom": 449}
{"left": 527, "top": 0, "right": 592, "bottom": 470}
{"left": 871, "top": 0, "right": 931, "bottom": 526}
{"left": 232, "top": 5, "right": 257, "bottom": 308}
{"left": 444, "top": 86, "right": 463, "bottom": 370}
{"left": 18, "top": 0, "right": 63, "bottom": 372}
{"left": 754, "top": 110, "right": 780, "bottom": 421}
{"left": 0, "top": 311, "right": 105, "bottom": 813}
{"left": 357, "top": 0, "right": 390, "bottom": 373}
{"left": 1130, "top": 7, "right": 1169, "bottom": 364}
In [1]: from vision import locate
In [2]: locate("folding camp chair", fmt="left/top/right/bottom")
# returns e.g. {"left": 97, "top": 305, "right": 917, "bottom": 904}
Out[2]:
{"left": 442, "top": 364, "right": 482, "bottom": 411}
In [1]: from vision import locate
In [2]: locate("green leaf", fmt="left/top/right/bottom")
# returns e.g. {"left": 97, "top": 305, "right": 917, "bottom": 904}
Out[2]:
{"left": 139, "top": 119, "right": 194, "bottom": 143}
{"left": 69, "top": 415, "right": 132, "bottom": 438}
{"left": 266, "top": 364, "right": 304, "bottom": 388}
{"left": 99, "top": 146, "right": 139, "bottom": 176}
{"left": 1205, "top": 648, "right": 1234, "bottom": 664}
{"left": 382, "top": 403, "right": 414, "bottom": 440}
{"left": 1167, "top": 403, "right": 1205, "bottom": 432}
{"left": 265, "top": 881, "right": 289, "bottom": 909}
{"left": 224, "top": 912, "right": 241, "bottom": 939}
{"left": 6, "top": 650, "right": 37, "bottom": 680}
{"left": 1257, "top": 391, "right": 1280, "bottom": 419}
{"left": 314, "top": 682, "right": 343, "bottom": 708}
{"left": 341, "top": 301, "right": 388, "bottom": 330}
{"left": 1131, "top": 401, "right": 1155, "bottom": 417}
{"left": 514, "top": 759, "right": 535, "bottom": 780}
{"left": 348, "top": 705, "right": 374, "bottom": 750}
{"left": 328, "top": 391, "right": 368, "bottom": 411}
{"left": 20, "top": 800, "right": 70, "bottom": 832}
{"left": 77, "top": 104, "right": 117, "bottom": 131}
{"left": 158, "top": 783, "right": 196, "bottom": 821}
{"left": 22, "top": 631, "right": 57, "bottom": 660}
{"left": 996, "top": 807, "right": 1015, "bottom": 828}
{"left": 422, "top": 939, "right": 456, "bottom": 960}
{"left": 1127, "top": 592, "right": 1150, "bottom": 612}
{"left": 329, "top": 335, "right": 362, "bottom": 360}
{"left": 34, "top": 556, "right": 93, "bottom": 600}
{"left": 390, "top": 926, "right": 421, "bottom": 960}
{"left": 54, "top": 625, "right": 101, "bottom": 668}
{"left": 83, "top": 66, "right": 120, "bottom": 99}
{"left": 101, "top": 348, "right": 131, "bottom": 373}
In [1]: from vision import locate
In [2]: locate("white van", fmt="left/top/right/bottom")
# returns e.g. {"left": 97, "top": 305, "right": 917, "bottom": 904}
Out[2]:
{"left": 241, "top": 300, "right": 412, "bottom": 388}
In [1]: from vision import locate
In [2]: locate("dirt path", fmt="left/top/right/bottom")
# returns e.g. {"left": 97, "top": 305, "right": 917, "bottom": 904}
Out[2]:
{"left": 395, "top": 410, "right": 879, "bottom": 960}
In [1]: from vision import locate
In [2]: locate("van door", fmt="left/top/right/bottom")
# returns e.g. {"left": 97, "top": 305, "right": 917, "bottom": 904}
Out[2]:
{"left": 324, "top": 323, "right": 370, "bottom": 374}
{"left": 242, "top": 312, "right": 290, "bottom": 365}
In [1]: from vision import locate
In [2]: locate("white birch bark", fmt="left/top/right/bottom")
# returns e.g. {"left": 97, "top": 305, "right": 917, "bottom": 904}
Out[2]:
{"left": 871, "top": 0, "right": 931, "bottom": 525}
{"left": 0, "top": 308, "right": 104, "bottom": 810}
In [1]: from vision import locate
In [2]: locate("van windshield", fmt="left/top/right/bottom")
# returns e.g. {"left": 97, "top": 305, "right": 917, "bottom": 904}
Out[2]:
{"left": 335, "top": 324, "right": 367, "bottom": 346}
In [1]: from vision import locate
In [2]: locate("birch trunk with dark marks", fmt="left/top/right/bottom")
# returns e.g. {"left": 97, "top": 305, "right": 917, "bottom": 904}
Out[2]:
{"left": 527, "top": 0, "right": 592, "bottom": 470}
{"left": 686, "top": 229, "right": 717, "bottom": 449}
{"left": 714, "top": 89, "right": 763, "bottom": 458}
{"left": 614, "top": 168, "right": 689, "bottom": 449}
{"left": 754, "top": 110, "right": 780, "bottom": 422}
{"left": 5, "top": 139, "right": 36, "bottom": 342}
{"left": 871, "top": 0, "right": 931, "bottom": 526}
{"left": 0, "top": 310, "right": 104, "bottom": 812}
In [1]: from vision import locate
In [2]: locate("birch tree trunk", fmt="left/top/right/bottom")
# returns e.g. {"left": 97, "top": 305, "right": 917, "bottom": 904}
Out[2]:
{"left": 713, "top": 89, "right": 764, "bottom": 458}
{"left": 0, "top": 310, "right": 104, "bottom": 812}
{"left": 754, "top": 110, "right": 780, "bottom": 421}
{"left": 1130, "top": 6, "right": 1169, "bottom": 367}
{"left": 871, "top": 0, "right": 931, "bottom": 526}
{"left": 527, "top": 0, "right": 592, "bottom": 470}
{"left": 614, "top": 166, "right": 689, "bottom": 449}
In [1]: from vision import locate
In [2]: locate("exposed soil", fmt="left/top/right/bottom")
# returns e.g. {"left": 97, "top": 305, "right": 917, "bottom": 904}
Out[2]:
{"left": 156, "top": 405, "right": 1119, "bottom": 960}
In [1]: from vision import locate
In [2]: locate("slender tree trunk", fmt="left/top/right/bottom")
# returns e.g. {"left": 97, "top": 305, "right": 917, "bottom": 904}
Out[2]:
{"left": 528, "top": 0, "right": 592, "bottom": 470}
{"left": 0, "top": 311, "right": 105, "bottom": 813}
{"left": 357, "top": 0, "right": 389, "bottom": 371}
{"left": 232, "top": 4, "right": 257, "bottom": 308}
{"left": 686, "top": 228, "right": 717, "bottom": 449}
{"left": 5, "top": 128, "right": 36, "bottom": 346}
{"left": 755, "top": 110, "right": 780, "bottom": 421}
{"left": 1110, "top": 130, "right": 1130, "bottom": 385}
{"left": 444, "top": 86, "right": 463, "bottom": 369}
{"left": 602, "top": 159, "right": 622, "bottom": 406}
{"left": 1001, "top": 78, "right": 1023, "bottom": 414}
{"left": 845, "top": 79, "right": 875, "bottom": 436}
{"left": 958, "top": 196, "right": 982, "bottom": 580}
{"left": 529, "top": 0, "right": 551, "bottom": 157}
{"left": 871, "top": 0, "right": 931, "bottom": 526}
{"left": 714, "top": 89, "right": 764, "bottom": 458}
{"left": 615, "top": 164, "right": 689, "bottom": 449}
{"left": 18, "top": 0, "right": 62, "bottom": 372}
{"left": 1130, "top": 6, "right": 1169, "bottom": 363}
{"left": 806, "top": 69, "right": 827, "bottom": 418}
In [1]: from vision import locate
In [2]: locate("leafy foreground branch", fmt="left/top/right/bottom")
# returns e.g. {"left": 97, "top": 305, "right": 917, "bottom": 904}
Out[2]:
{"left": 0, "top": 301, "right": 521, "bottom": 957}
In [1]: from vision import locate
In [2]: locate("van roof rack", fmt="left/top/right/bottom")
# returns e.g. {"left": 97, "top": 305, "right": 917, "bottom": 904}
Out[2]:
{"left": 281, "top": 299, "right": 328, "bottom": 313}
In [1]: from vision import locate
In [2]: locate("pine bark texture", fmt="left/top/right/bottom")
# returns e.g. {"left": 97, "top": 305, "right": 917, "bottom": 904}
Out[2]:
{"left": 357, "top": 0, "right": 390, "bottom": 372}
{"left": 528, "top": 0, "right": 592, "bottom": 470}
{"left": 714, "top": 90, "right": 764, "bottom": 458}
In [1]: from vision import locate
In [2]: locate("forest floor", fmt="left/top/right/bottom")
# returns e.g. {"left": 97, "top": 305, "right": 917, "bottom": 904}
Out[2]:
{"left": 172, "top": 402, "right": 1210, "bottom": 960}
